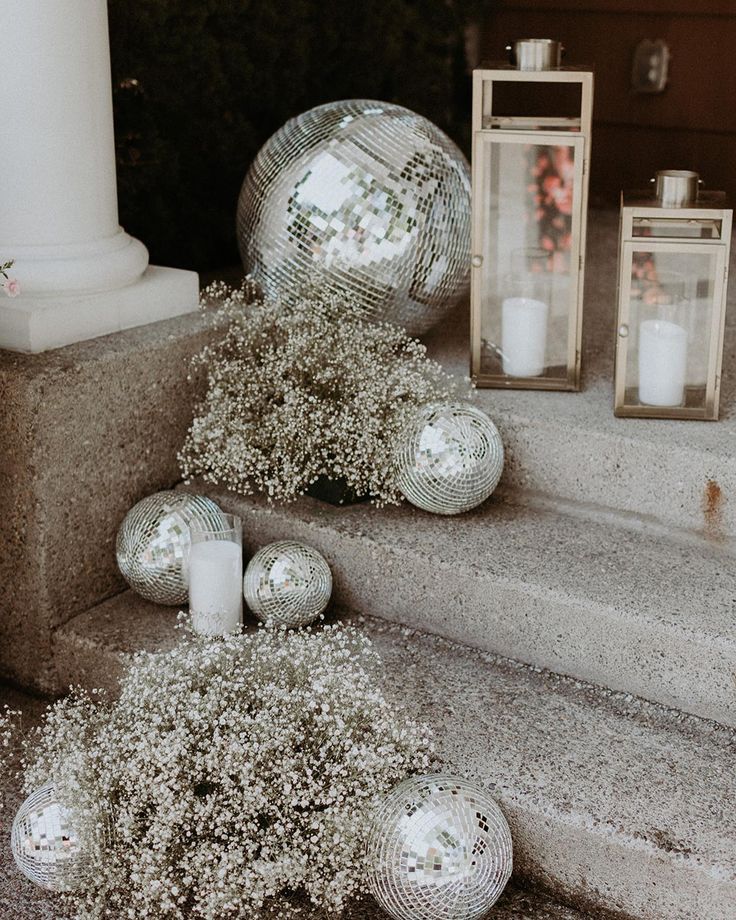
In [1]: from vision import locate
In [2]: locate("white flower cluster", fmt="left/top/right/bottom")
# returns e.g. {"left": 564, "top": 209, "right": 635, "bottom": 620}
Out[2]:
{"left": 0, "top": 704, "right": 21, "bottom": 809}
{"left": 23, "top": 625, "right": 433, "bottom": 919}
{"left": 179, "top": 281, "right": 456, "bottom": 504}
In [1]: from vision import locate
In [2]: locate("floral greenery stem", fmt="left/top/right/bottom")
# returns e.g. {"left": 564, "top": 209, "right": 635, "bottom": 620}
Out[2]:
{"left": 1, "top": 259, "right": 20, "bottom": 297}
{"left": 179, "top": 281, "right": 458, "bottom": 505}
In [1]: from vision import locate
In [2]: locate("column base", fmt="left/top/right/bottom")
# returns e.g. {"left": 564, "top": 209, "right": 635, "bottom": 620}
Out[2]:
{"left": 0, "top": 265, "right": 199, "bottom": 353}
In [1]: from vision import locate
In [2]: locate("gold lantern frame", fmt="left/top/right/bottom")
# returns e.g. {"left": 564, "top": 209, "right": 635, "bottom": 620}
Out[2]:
{"left": 470, "top": 58, "right": 593, "bottom": 391}
{"left": 614, "top": 185, "right": 732, "bottom": 420}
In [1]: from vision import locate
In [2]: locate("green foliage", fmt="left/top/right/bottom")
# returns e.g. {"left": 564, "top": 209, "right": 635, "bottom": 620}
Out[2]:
{"left": 109, "top": 0, "right": 489, "bottom": 271}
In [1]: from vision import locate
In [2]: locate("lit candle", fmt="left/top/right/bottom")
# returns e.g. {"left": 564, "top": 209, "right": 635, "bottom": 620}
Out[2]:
{"left": 189, "top": 539, "right": 243, "bottom": 636}
{"left": 638, "top": 319, "right": 688, "bottom": 407}
{"left": 502, "top": 297, "right": 549, "bottom": 377}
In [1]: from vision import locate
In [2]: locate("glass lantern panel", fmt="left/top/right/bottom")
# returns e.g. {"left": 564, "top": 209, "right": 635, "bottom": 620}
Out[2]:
{"left": 477, "top": 134, "right": 584, "bottom": 384}
{"left": 632, "top": 217, "right": 722, "bottom": 240}
{"left": 621, "top": 244, "right": 722, "bottom": 412}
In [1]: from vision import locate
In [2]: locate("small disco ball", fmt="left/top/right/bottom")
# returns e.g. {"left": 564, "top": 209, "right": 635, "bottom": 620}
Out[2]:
{"left": 243, "top": 540, "right": 332, "bottom": 628}
{"left": 11, "top": 783, "right": 87, "bottom": 892}
{"left": 237, "top": 99, "right": 471, "bottom": 337}
{"left": 366, "top": 774, "right": 513, "bottom": 920}
{"left": 395, "top": 403, "right": 504, "bottom": 515}
{"left": 116, "top": 491, "right": 226, "bottom": 605}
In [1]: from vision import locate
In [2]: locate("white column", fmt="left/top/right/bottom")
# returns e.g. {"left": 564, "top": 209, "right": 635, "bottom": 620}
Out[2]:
{"left": 0, "top": 0, "right": 198, "bottom": 353}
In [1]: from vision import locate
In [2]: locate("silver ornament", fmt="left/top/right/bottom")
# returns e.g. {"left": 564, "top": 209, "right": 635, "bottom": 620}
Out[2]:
{"left": 243, "top": 540, "right": 332, "bottom": 627}
{"left": 366, "top": 774, "right": 513, "bottom": 920}
{"left": 116, "top": 491, "right": 226, "bottom": 604}
{"left": 237, "top": 99, "right": 471, "bottom": 337}
{"left": 11, "top": 783, "right": 87, "bottom": 892}
{"left": 395, "top": 403, "right": 504, "bottom": 515}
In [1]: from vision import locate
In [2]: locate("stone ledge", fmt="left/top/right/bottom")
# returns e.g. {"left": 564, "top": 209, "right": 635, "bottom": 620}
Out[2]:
{"left": 55, "top": 600, "right": 736, "bottom": 920}
{"left": 189, "top": 483, "right": 736, "bottom": 729}
{"left": 0, "top": 310, "right": 216, "bottom": 691}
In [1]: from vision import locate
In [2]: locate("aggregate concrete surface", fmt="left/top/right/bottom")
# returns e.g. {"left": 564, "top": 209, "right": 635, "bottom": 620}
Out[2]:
{"left": 0, "top": 310, "right": 218, "bottom": 694}
{"left": 52, "top": 601, "right": 736, "bottom": 920}
{"left": 196, "top": 481, "right": 736, "bottom": 728}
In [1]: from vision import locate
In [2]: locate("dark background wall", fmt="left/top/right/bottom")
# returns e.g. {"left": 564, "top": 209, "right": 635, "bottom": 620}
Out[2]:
{"left": 109, "top": 1, "right": 735, "bottom": 274}
{"left": 108, "top": 0, "right": 485, "bottom": 273}
{"left": 481, "top": 1, "right": 736, "bottom": 206}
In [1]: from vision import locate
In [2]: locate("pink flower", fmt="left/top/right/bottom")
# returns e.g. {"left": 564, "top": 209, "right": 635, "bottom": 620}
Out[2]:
{"left": 3, "top": 278, "right": 20, "bottom": 297}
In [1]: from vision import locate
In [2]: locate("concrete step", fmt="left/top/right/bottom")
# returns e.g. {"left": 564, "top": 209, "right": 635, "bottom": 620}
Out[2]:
{"left": 0, "top": 310, "right": 216, "bottom": 693}
{"left": 55, "top": 597, "right": 736, "bottom": 920}
{"left": 184, "top": 484, "right": 736, "bottom": 729}
{"left": 424, "top": 210, "right": 736, "bottom": 543}
{"left": 0, "top": 683, "right": 593, "bottom": 920}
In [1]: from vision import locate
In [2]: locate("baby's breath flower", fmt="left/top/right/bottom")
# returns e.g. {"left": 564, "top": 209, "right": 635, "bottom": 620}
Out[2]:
{"left": 179, "top": 281, "right": 457, "bottom": 505}
{"left": 22, "top": 626, "right": 432, "bottom": 918}
{"left": 0, "top": 705, "right": 22, "bottom": 810}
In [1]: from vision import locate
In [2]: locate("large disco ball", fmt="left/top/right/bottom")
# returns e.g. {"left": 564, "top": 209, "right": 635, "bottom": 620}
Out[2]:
{"left": 237, "top": 99, "right": 471, "bottom": 337}
{"left": 116, "top": 491, "right": 226, "bottom": 605}
{"left": 395, "top": 403, "right": 504, "bottom": 515}
{"left": 243, "top": 540, "right": 332, "bottom": 628}
{"left": 11, "top": 783, "right": 87, "bottom": 892}
{"left": 366, "top": 773, "right": 513, "bottom": 920}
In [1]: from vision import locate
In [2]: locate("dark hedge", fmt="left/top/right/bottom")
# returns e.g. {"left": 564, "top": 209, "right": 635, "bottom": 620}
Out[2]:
{"left": 108, "top": 1, "right": 490, "bottom": 272}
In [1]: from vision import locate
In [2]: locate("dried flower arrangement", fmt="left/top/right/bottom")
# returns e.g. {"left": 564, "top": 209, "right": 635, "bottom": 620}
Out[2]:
{"left": 179, "top": 281, "right": 456, "bottom": 504}
{"left": 18, "top": 625, "right": 432, "bottom": 919}
{"left": 0, "top": 705, "right": 21, "bottom": 808}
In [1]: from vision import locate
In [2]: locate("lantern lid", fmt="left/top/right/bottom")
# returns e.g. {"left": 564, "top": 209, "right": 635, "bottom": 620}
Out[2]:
{"left": 506, "top": 39, "right": 563, "bottom": 71}
{"left": 622, "top": 187, "right": 729, "bottom": 213}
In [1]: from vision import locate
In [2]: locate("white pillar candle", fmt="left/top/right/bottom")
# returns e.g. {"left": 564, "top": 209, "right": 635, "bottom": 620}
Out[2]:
{"left": 189, "top": 540, "right": 243, "bottom": 637}
{"left": 638, "top": 319, "right": 688, "bottom": 407}
{"left": 502, "top": 297, "right": 549, "bottom": 377}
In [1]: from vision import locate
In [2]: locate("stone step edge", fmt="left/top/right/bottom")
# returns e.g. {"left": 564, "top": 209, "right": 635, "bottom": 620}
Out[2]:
{"left": 53, "top": 599, "right": 735, "bottom": 920}
{"left": 190, "top": 484, "right": 736, "bottom": 730}
{"left": 501, "top": 487, "right": 736, "bottom": 556}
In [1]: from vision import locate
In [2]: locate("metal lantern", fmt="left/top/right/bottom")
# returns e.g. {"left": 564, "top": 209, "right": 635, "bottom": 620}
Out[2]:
{"left": 470, "top": 39, "right": 593, "bottom": 390}
{"left": 614, "top": 170, "right": 732, "bottom": 420}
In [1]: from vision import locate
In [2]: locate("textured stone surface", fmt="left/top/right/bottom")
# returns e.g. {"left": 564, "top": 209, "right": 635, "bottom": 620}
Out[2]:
{"left": 0, "top": 310, "right": 216, "bottom": 692}
{"left": 425, "top": 210, "right": 736, "bottom": 542}
{"left": 54, "top": 602, "right": 735, "bottom": 919}
{"left": 185, "top": 484, "right": 736, "bottom": 728}
{"left": 0, "top": 680, "right": 595, "bottom": 920}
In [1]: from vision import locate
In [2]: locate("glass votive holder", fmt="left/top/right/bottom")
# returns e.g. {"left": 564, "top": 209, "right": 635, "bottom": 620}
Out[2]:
{"left": 188, "top": 513, "right": 243, "bottom": 637}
